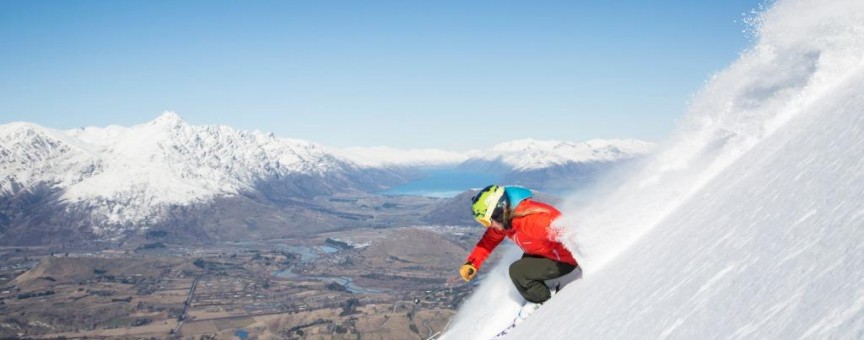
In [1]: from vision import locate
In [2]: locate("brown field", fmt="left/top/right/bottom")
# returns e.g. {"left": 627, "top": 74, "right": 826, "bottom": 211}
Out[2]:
{"left": 0, "top": 226, "right": 486, "bottom": 339}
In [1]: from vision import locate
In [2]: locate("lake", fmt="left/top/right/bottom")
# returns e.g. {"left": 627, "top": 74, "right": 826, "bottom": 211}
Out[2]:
{"left": 379, "top": 168, "right": 498, "bottom": 198}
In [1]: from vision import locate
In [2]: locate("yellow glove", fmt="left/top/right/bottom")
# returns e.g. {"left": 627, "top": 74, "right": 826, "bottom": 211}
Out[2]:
{"left": 459, "top": 262, "right": 477, "bottom": 281}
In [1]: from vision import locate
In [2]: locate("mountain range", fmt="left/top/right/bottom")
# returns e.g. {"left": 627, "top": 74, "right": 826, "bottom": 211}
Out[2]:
{"left": 0, "top": 112, "right": 652, "bottom": 246}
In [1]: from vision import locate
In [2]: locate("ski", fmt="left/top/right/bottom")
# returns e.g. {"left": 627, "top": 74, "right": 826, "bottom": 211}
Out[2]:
{"left": 490, "top": 322, "right": 517, "bottom": 339}
{"left": 488, "top": 283, "right": 560, "bottom": 339}
{"left": 488, "top": 302, "right": 535, "bottom": 339}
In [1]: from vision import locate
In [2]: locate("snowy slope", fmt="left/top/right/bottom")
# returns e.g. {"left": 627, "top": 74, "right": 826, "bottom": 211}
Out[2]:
{"left": 0, "top": 122, "right": 100, "bottom": 194}
{"left": 443, "top": 0, "right": 864, "bottom": 338}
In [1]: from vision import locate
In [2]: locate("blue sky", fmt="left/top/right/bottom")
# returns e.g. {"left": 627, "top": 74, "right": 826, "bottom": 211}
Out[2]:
{"left": 0, "top": 0, "right": 763, "bottom": 151}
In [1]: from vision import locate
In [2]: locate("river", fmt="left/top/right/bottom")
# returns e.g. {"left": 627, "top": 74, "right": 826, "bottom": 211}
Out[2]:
{"left": 271, "top": 244, "right": 382, "bottom": 294}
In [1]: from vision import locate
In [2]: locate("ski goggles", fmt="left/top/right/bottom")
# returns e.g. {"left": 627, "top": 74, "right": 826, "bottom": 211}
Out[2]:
{"left": 476, "top": 205, "right": 506, "bottom": 228}
{"left": 475, "top": 215, "right": 493, "bottom": 228}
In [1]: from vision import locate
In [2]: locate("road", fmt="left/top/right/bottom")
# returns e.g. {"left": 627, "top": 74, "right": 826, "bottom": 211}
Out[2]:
{"left": 172, "top": 275, "right": 202, "bottom": 337}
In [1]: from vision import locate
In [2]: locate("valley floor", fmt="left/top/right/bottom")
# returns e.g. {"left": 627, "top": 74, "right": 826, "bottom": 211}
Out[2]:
{"left": 0, "top": 226, "right": 489, "bottom": 339}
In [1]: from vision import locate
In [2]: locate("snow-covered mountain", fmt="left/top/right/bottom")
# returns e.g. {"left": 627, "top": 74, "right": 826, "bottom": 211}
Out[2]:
{"left": 443, "top": 0, "right": 864, "bottom": 338}
{"left": 459, "top": 138, "right": 653, "bottom": 193}
{"left": 336, "top": 139, "right": 654, "bottom": 194}
{"left": 464, "top": 138, "right": 653, "bottom": 171}
{"left": 0, "top": 112, "right": 651, "bottom": 244}
{"left": 0, "top": 112, "right": 405, "bottom": 242}
{"left": 3, "top": 112, "right": 361, "bottom": 210}
{"left": 331, "top": 138, "right": 651, "bottom": 170}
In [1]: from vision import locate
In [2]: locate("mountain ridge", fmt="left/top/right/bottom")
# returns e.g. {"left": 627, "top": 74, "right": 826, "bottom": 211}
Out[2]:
{"left": 0, "top": 113, "right": 652, "bottom": 244}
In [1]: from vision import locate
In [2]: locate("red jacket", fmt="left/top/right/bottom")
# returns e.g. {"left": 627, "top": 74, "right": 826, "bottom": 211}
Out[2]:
{"left": 466, "top": 199, "right": 577, "bottom": 269}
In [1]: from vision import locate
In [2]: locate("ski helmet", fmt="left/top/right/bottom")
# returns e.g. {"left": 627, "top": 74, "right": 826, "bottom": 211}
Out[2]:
{"left": 471, "top": 185, "right": 506, "bottom": 227}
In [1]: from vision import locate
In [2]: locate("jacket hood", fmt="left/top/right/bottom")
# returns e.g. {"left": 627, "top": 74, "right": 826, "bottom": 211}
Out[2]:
{"left": 504, "top": 186, "right": 533, "bottom": 208}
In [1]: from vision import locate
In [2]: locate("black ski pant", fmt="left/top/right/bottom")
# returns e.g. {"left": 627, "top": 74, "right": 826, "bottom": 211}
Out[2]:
{"left": 509, "top": 254, "right": 577, "bottom": 303}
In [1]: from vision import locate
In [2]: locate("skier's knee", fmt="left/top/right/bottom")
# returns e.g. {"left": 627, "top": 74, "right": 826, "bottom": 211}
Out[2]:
{"left": 532, "top": 287, "right": 551, "bottom": 303}
{"left": 509, "top": 261, "right": 524, "bottom": 282}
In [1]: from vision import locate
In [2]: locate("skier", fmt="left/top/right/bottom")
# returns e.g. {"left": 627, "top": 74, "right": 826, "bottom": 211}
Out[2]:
{"left": 459, "top": 184, "right": 579, "bottom": 322}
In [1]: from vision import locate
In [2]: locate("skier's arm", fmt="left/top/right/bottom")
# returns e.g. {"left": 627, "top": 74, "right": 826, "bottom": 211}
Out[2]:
{"left": 465, "top": 228, "right": 506, "bottom": 270}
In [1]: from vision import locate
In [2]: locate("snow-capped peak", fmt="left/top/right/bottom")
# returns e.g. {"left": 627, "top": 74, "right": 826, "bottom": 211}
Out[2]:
{"left": 0, "top": 114, "right": 354, "bottom": 226}
{"left": 330, "top": 139, "right": 654, "bottom": 170}
{"left": 151, "top": 111, "right": 185, "bottom": 127}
